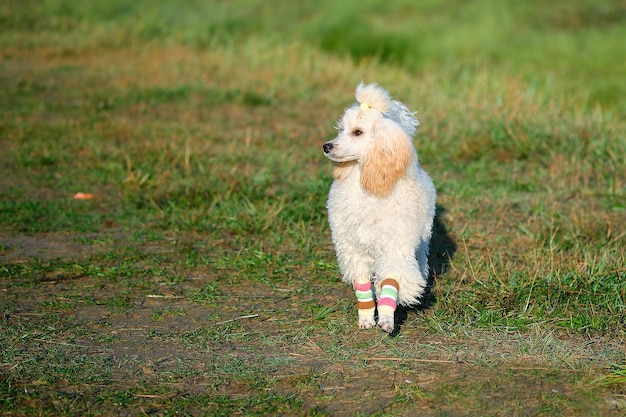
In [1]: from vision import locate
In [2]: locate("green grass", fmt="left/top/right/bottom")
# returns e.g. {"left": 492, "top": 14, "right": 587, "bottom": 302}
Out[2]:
{"left": 1, "top": 0, "right": 625, "bottom": 415}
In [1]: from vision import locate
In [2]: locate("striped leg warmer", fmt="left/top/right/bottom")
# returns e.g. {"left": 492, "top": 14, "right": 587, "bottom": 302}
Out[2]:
{"left": 377, "top": 278, "right": 399, "bottom": 318}
{"left": 354, "top": 281, "right": 375, "bottom": 319}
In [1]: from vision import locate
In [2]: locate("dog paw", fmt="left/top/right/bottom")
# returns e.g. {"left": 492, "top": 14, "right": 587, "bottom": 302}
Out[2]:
{"left": 378, "top": 314, "right": 394, "bottom": 333}
{"left": 358, "top": 315, "right": 376, "bottom": 329}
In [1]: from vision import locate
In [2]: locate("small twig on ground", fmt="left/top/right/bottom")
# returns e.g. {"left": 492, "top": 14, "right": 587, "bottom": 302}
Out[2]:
{"left": 214, "top": 314, "right": 259, "bottom": 326}
{"left": 363, "top": 357, "right": 456, "bottom": 363}
{"left": 33, "top": 338, "right": 95, "bottom": 350}
{"left": 146, "top": 294, "right": 182, "bottom": 299}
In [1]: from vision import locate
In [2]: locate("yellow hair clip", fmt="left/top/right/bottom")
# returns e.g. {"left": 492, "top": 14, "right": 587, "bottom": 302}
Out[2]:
{"left": 359, "top": 102, "right": 370, "bottom": 111}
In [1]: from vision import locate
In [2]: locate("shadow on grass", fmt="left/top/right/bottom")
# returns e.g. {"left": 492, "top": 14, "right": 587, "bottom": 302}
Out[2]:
{"left": 393, "top": 205, "right": 457, "bottom": 335}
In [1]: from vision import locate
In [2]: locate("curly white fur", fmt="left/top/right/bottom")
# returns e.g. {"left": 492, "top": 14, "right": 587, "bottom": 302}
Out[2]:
{"left": 323, "top": 83, "right": 436, "bottom": 332}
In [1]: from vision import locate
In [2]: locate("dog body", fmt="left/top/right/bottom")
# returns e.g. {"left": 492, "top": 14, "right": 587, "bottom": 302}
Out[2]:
{"left": 323, "top": 83, "right": 436, "bottom": 332}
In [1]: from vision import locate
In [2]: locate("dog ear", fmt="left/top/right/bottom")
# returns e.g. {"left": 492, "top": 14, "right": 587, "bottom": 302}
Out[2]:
{"left": 333, "top": 160, "right": 357, "bottom": 180}
{"left": 360, "top": 120, "right": 413, "bottom": 197}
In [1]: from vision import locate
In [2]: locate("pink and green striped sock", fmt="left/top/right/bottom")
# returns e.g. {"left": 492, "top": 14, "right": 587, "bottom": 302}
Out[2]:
{"left": 354, "top": 281, "right": 375, "bottom": 318}
{"left": 377, "top": 278, "right": 399, "bottom": 317}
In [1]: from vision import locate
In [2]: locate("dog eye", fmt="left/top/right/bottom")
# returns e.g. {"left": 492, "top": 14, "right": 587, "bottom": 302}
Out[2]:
{"left": 352, "top": 129, "right": 363, "bottom": 136}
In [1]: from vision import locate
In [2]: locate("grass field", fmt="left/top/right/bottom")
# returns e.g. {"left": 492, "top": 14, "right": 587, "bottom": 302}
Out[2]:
{"left": 1, "top": 0, "right": 625, "bottom": 415}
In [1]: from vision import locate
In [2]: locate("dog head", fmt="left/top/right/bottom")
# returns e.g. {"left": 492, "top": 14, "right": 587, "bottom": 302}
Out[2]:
{"left": 323, "top": 83, "right": 419, "bottom": 197}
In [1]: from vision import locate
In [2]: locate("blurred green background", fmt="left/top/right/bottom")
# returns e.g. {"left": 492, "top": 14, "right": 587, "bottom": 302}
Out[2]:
{"left": 3, "top": 0, "right": 626, "bottom": 112}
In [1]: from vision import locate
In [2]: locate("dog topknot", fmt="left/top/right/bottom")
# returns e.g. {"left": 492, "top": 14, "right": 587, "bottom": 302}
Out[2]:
{"left": 355, "top": 82, "right": 392, "bottom": 114}
{"left": 356, "top": 82, "right": 420, "bottom": 138}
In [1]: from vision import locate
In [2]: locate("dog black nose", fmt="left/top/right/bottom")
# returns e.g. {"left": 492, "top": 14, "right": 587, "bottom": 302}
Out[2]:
{"left": 322, "top": 143, "right": 333, "bottom": 153}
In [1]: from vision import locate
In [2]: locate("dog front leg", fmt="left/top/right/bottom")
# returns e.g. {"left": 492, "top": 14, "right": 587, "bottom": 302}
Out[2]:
{"left": 354, "top": 280, "right": 376, "bottom": 329}
{"left": 377, "top": 278, "right": 399, "bottom": 332}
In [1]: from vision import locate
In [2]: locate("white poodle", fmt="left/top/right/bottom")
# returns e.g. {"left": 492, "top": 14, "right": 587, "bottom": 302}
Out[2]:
{"left": 323, "top": 83, "right": 436, "bottom": 333}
